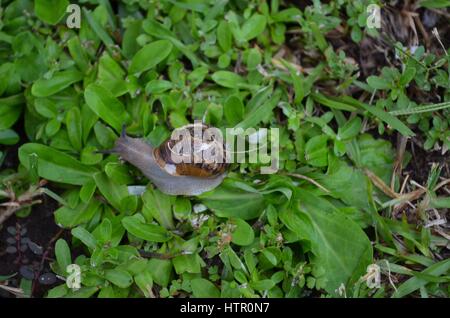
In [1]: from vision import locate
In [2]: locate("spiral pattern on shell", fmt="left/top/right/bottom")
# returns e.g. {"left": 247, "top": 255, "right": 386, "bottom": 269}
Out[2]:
{"left": 153, "top": 123, "right": 229, "bottom": 178}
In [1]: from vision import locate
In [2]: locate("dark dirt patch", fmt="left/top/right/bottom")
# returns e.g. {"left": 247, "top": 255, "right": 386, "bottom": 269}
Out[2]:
{"left": 0, "top": 195, "right": 68, "bottom": 298}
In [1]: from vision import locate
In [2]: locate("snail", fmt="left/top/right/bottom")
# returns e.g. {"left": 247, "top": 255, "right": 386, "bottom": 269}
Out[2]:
{"left": 103, "top": 123, "right": 229, "bottom": 196}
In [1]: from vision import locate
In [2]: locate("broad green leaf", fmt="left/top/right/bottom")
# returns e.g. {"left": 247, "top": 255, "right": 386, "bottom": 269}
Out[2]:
{"left": 65, "top": 107, "right": 82, "bottom": 151}
{"left": 122, "top": 215, "right": 171, "bottom": 242}
{"left": 0, "top": 129, "right": 19, "bottom": 145}
{"left": 199, "top": 180, "right": 265, "bottom": 220}
{"left": 0, "top": 94, "right": 24, "bottom": 130}
{"left": 34, "top": 0, "right": 69, "bottom": 24}
{"left": 235, "top": 89, "right": 281, "bottom": 129}
{"left": 18, "top": 143, "right": 98, "bottom": 185}
{"left": 97, "top": 53, "right": 127, "bottom": 96}
{"left": 84, "top": 83, "right": 130, "bottom": 134}
{"left": 337, "top": 117, "right": 361, "bottom": 140}
{"left": 230, "top": 218, "right": 255, "bottom": 246}
{"left": 93, "top": 172, "right": 134, "bottom": 212}
{"left": 55, "top": 239, "right": 72, "bottom": 272}
{"left": 135, "top": 271, "right": 153, "bottom": 298}
{"left": 249, "top": 279, "right": 275, "bottom": 291}
{"left": 142, "top": 188, "right": 174, "bottom": 229}
{"left": 224, "top": 95, "right": 244, "bottom": 126}
{"left": 317, "top": 156, "right": 371, "bottom": 212}
{"left": 280, "top": 190, "right": 373, "bottom": 295}
{"left": 31, "top": 70, "right": 83, "bottom": 97}
{"left": 305, "top": 135, "right": 329, "bottom": 167}
{"left": 211, "top": 71, "right": 245, "bottom": 88}
{"left": 104, "top": 269, "right": 133, "bottom": 288}
{"left": 173, "top": 254, "right": 201, "bottom": 274}
{"left": 241, "top": 14, "right": 267, "bottom": 41}
{"left": 191, "top": 278, "right": 220, "bottom": 298}
{"left": 104, "top": 162, "right": 134, "bottom": 185}
{"left": 71, "top": 226, "right": 97, "bottom": 249}
{"left": 400, "top": 67, "right": 416, "bottom": 86}
{"left": 128, "top": 40, "right": 173, "bottom": 75}
{"left": 217, "top": 20, "right": 232, "bottom": 52}
{"left": 367, "top": 76, "right": 391, "bottom": 90}
{"left": 147, "top": 258, "right": 172, "bottom": 287}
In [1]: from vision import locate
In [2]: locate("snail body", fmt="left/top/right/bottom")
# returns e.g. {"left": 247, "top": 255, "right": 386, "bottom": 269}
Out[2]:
{"left": 111, "top": 123, "right": 228, "bottom": 196}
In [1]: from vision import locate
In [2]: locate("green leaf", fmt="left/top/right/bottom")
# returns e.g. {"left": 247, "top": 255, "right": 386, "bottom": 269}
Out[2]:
{"left": 82, "top": 8, "right": 115, "bottom": 49}
{"left": 191, "top": 278, "right": 220, "bottom": 298}
{"left": 241, "top": 14, "right": 267, "bottom": 41}
{"left": 392, "top": 259, "right": 450, "bottom": 298}
{"left": 340, "top": 96, "right": 415, "bottom": 137}
{"left": 337, "top": 117, "right": 361, "bottom": 140}
{"left": 128, "top": 40, "right": 173, "bottom": 75}
{"left": 305, "top": 135, "right": 329, "bottom": 167}
{"left": 224, "top": 95, "right": 244, "bottom": 126}
{"left": 65, "top": 287, "right": 99, "bottom": 298}
{"left": 65, "top": 107, "right": 83, "bottom": 151}
{"left": 18, "top": 143, "right": 98, "bottom": 185}
{"left": 122, "top": 215, "right": 171, "bottom": 242}
{"left": 34, "top": 0, "right": 69, "bottom": 25}
{"left": 79, "top": 179, "right": 97, "bottom": 203}
{"left": 31, "top": 70, "right": 83, "bottom": 97}
{"left": 94, "top": 172, "right": 134, "bottom": 212}
{"left": 55, "top": 239, "right": 72, "bottom": 272}
{"left": 211, "top": 71, "right": 245, "bottom": 88}
{"left": 419, "top": 0, "right": 450, "bottom": 9}
{"left": 55, "top": 200, "right": 101, "bottom": 228}
{"left": 217, "top": 20, "right": 232, "bottom": 52}
{"left": 142, "top": 188, "right": 174, "bottom": 229}
{"left": 0, "top": 129, "right": 19, "bottom": 145}
{"left": 95, "top": 218, "right": 112, "bottom": 243}
{"left": 135, "top": 271, "right": 153, "bottom": 297}
{"left": 84, "top": 83, "right": 130, "bottom": 134}
{"left": 367, "top": 76, "right": 391, "bottom": 90}
{"left": 104, "top": 162, "right": 134, "bottom": 185}
{"left": 147, "top": 258, "right": 172, "bottom": 287}
{"left": 280, "top": 190, "right": 373, "bottom": 295}
{"left": 199, "top": 180, "right": 265, "bottom": 220}
{"left": 0, "top": 94, "right": 24, "bottom": 130}
{"left": 235, "top": 88, "right": 281, "bottom": 129}
{"left": 71, "top": 226, "right": 97, "bottom": 249}
{"left": 400, "top": 67, "right": 416, "bottom": 86}
{"left": 104, "top": 269, "right": 133, "bottom": 288}
{"left": 173, "top": 254, "right": 201, "bottom": 274}
{"left": 97, "top": 53, "right": 127, "bottom": 97}
{"left": 250, "top": 279, "right": 275, "bottom": 291}
{"left": 230, "top": 218, "right": 255, "bottom": 246}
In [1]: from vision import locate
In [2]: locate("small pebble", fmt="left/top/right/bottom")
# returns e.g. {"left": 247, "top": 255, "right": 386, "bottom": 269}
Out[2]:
{"left": 39, "top": 273, "right": 57, "bottom": 285}
{"left": 20, "top": 227, "right": 27, "bottom": 236}
{"left": 6, "top": 237, "right": 16, "bottom": 245}
{"left": 6, "top": 226, "right": 16, "bottom": 235}
{"left": 19, "top": 265, "right": 35, "bottom": 280}
{"left": 6, "top": 246, "right": 17, "bottom": 254}
{"left": 27, "top": 241, "right": 44, "bottom": 255}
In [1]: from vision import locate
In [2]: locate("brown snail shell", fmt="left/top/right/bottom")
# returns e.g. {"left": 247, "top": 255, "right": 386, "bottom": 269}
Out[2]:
{"left": 153, "top": 123, "right": 229, "bottom": 178}
{"left": 107, "top": 123, "right": 229, "bottom": 196}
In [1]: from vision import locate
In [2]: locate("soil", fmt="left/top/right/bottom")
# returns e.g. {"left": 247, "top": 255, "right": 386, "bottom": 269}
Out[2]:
{"left": 0, "top": 195, "right": 68, "bottom": 298}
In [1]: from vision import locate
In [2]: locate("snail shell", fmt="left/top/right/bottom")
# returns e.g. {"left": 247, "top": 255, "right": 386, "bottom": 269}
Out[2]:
{"left": 111, "top": 123, "right": 229, "bottom": 196}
